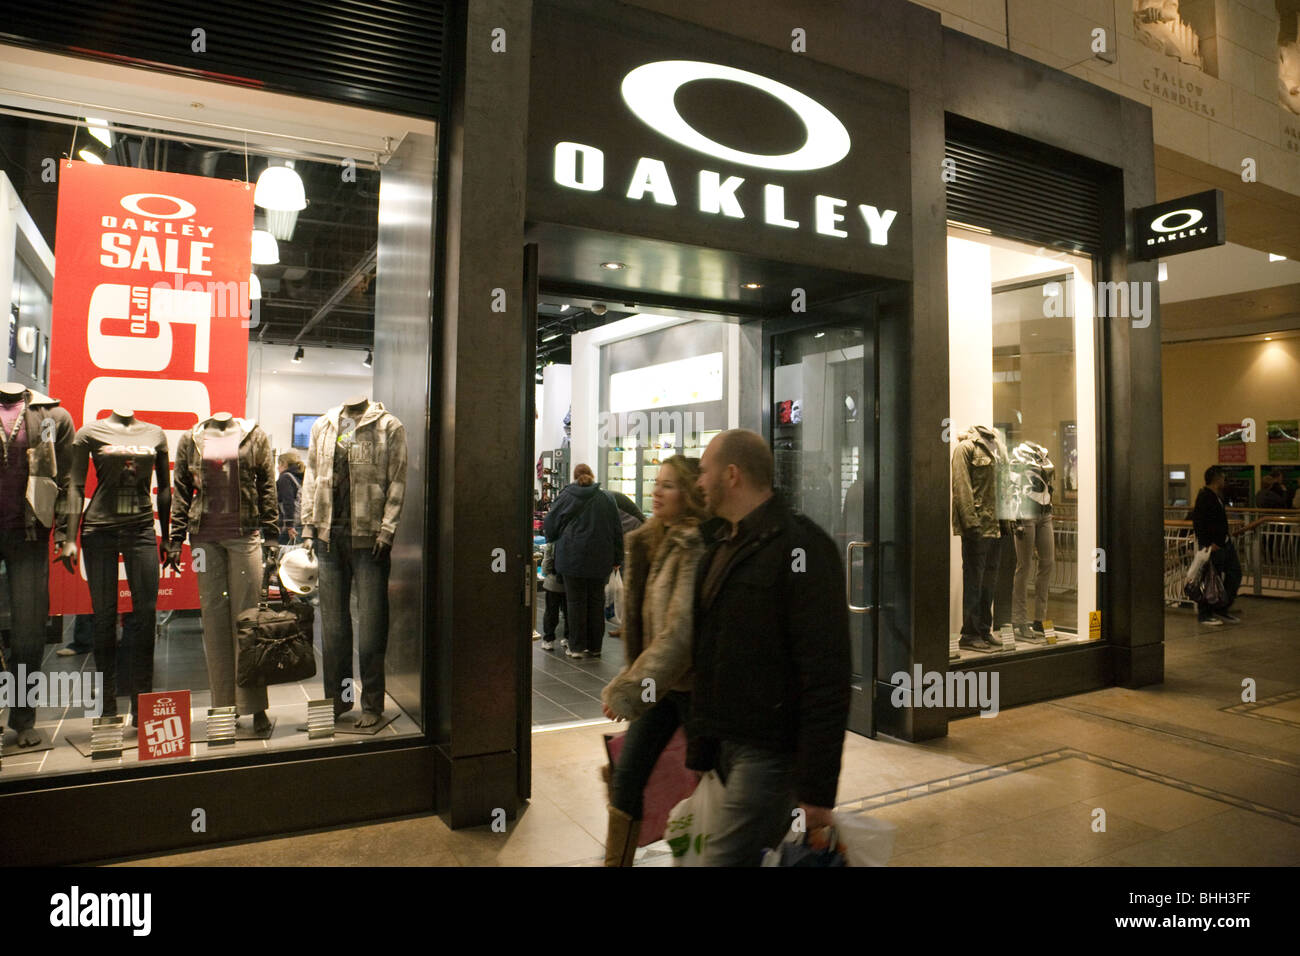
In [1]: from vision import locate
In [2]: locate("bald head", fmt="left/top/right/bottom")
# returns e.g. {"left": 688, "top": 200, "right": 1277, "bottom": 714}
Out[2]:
{"left": 698, "top": 428, "right": 775, "bottom": 523}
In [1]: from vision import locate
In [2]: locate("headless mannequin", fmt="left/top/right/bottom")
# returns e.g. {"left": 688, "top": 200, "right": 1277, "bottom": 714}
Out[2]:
{"left": 1, "top": 383, "right": 74, "bottom": 746}
{"left": 167, "top": 411, "right": 272, "bottom": 734}
{"left": 304, "top": 394, "right": 388, "bottom": 728}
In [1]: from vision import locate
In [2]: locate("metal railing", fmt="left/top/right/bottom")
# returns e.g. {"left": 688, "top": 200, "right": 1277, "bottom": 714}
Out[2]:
{"left": 1164, "top": 516, "right": 1300, "bottom": 603}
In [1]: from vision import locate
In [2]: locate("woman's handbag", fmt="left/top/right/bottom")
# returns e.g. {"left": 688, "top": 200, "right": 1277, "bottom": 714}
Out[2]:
{"left": 236, "top": 600, "right": 316, "bottom": 686}
{"left": 604, "top": 726, "right": 699, "bottom": 846}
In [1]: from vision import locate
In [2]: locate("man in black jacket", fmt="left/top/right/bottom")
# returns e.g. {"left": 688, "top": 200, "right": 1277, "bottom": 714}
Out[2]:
{"left": 1191, "top": 465, "right": 1241, "bottom": 625}
{"left": 691, "top": 429, "right": 851, "bottom": 865}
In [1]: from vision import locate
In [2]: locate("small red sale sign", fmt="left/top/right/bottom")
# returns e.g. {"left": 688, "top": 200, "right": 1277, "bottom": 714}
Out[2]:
{"left": 137, "top": 690, "right": 192, "bottom": 761}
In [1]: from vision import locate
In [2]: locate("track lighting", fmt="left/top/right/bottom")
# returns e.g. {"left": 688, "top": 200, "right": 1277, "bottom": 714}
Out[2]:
{"left": 292, "top": 346, "right": 304, "bottom": 364}
{"left": 362, "top": 349, "right": 373, "bottom": 368}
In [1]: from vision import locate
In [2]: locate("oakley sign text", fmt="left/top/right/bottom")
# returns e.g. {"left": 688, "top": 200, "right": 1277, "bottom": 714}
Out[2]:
{"left": 1133, "top": 189, "right": 1224, "bottom": 260}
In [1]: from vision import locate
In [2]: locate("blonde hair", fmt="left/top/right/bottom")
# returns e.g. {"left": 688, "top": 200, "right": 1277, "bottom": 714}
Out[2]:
{"left": 278, "top": 450, "right": 304, "bottom": 471}
{"left": 636, "top": 454, "right": 707, "bottom": 558}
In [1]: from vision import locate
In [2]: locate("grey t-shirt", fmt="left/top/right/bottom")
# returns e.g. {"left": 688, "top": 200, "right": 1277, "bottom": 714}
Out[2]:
{"left": 73, "top": 417, "right": 168, "bottom": 533}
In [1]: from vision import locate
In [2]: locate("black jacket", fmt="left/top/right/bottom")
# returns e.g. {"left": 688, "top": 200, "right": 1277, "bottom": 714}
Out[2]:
{"left": 689, "top": 494, "right": 851, "bottom": 809}
{"left": 1255, "top": 485, "right": 1288, "bottom": 510}
{"left": 1191, "top": 486, "right": 1229, "bottom": 548}
{"left": 543, "top": 481, "right": 623, "bottom": 580}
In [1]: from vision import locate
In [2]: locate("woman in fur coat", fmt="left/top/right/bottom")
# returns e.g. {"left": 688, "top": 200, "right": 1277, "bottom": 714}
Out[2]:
{"left": 600, "top": 454, "right": 708, "bottom": 866}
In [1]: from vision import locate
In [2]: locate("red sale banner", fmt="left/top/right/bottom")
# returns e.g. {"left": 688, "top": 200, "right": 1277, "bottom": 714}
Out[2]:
{"left": 137, "top": 690, "right": 193, "bottom": 761}
{"left": 49, "top": 160, "right": 254, "bottom": 613}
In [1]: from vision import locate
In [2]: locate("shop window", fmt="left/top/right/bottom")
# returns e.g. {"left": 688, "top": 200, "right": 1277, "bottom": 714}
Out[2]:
{"left": 0, "top": 100, "right": 434, "bottom": 782}
{"left": 947, "top": 227, "right": 1097, "bottom": 658}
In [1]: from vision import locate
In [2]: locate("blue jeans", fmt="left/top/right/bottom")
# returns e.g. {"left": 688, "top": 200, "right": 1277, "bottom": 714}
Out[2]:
{"left": 960, "top": 532, "right": 1000, "bottom": 639}
{"left": 318, "top": 536, "right": 389, "bottom": 717}
{"left": 702, "top": 741, "right": 797, "bottom": 867}
{"left": 0, "top": 535, "right": 50, "bottom": 731}
{"left": 82, "top": 523, "right": 159, "bottom": 720}
{"left": 610, "top": 690, "right": 690, "bottom": 819}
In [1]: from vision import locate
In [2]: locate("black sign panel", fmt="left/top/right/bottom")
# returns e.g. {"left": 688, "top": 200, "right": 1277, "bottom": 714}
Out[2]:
{"left": 1132, "top": 189, "right": 1224, "bottom": 260}
{"left": 527, "top": 1, "right": 912, "bottom": 281}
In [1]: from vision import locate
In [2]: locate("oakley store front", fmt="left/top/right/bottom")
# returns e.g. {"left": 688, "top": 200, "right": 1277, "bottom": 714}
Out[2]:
{"left": 493, "top": 0, "right": 1168, "bottom": 801}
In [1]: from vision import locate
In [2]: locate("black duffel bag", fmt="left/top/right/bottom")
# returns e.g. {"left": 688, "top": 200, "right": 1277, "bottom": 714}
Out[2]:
{"left": 236, "top": 601, "right": 316, "bottom": 687}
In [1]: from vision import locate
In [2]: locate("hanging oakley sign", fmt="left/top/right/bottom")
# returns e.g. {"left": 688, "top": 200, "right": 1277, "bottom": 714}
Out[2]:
{"left": 1133, "top": 189, "right": 1224, "bottom": 260}
{"left": 550, "top": 59, "right": 899, "bottom": 246}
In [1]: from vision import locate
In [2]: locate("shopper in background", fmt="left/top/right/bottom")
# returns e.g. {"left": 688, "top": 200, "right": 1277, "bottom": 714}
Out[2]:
{"left": 1256, "top": 470, "right": 1288, "bottom": 511}
{"left": 277, "top": 451, "right": 305, "bottom": 545}
{"left": 606, "top": 490, "right": 645, "bottom": 637}
{"left": 539, "top": 541, "right": 566, "bottom": 651}
{"left": 544, "top": 463, "right": 623, "bottom": 660}
{"left": 691, "top": 429, "right": 851, "bottom": 866}
{"left": 600, "top": 454, "right": 707, "bottom": 866}
{"left": 1191, "top": 465, "right": 1242, "bottom": 626}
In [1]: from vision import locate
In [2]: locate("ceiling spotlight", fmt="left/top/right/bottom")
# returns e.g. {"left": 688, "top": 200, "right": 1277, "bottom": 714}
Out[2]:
{"left": 292, "top": 346, "right": 304, "bottom": 364}
{"left": 77, "top": 148, "right": 104, "bottom": 165}
{"left": 362, "top": 349, "right": 373, "bottom": 368}
{"left": 249, "top": 272, "right": 262, "bottom": 301}
{"left": 1269, "top": 253, "right": 1287, "bottom": 262}
{"left": 813, "top": 331, "right": 825, "bottom": 338}
{"left": 86, "top": 118, "right": 113, "bottom": 148}
{"left": 560, "top": 304, "right": 570, "bottom": 311}
{"left": 542, "top": 332, "right": 561, "bottom": 342}
{"left": 599, "top": 261, "right": 626, "bottom": 271}
{"left": 741, "top": 282, "right": 762, "bottom": 290}
{"left": 1264, "top": 336, "right": 1272, "bottom": 341}
{"left": 1157, "top": 262, "right": 1167, "bottom": 282}
{"left": 251, "top": 229, "right": 280, "bottom": 265}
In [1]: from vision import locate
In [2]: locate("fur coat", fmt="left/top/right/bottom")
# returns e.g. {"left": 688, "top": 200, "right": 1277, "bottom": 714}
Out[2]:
{"left": 601, "top": 517, "right": 704, "bottom": 720}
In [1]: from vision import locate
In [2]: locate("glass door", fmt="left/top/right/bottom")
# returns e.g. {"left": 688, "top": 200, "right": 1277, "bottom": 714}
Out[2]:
{"left": 768, "top": 302, "right": 878, "bottom": 738}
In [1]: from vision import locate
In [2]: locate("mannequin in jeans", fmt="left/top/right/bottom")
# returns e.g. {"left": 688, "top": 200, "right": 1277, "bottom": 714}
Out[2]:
{"left": 0, "top": 382, "right": 77, "bottom": 746}
{"left": 71, "top": 408, "right": 170, "bottom": 727}
{"left": 168, "top": 412, "right": 278, "bottom": 733}
{"left": 300, "top": 394, "right": 407, "bottom": 728}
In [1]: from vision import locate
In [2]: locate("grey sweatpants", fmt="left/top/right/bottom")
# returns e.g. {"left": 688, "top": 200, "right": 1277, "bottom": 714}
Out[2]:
{"left": 195, "top": 535, "right": 268, "bottom": 714}
{"left": 1012, "top": 515, "right": 1054, "bottom": 625}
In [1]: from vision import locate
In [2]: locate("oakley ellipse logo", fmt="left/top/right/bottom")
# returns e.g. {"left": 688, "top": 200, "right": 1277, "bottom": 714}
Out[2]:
{"left": 1150, "top": 208, "right": 1203, "bottom": 233}
{"left": 120, "top": 193, "right": 197, "bottom": 220}
{"left": 620, "top": 60, "right": 851, "bottom": 171}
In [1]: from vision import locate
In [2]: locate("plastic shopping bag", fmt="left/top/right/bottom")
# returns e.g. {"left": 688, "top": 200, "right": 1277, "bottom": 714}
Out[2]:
{"left": 760, "top": 811, "right": 897, "bottom": 867}
{"left": 1184, "top": 546, "right": 1211, "bottom": 591}
{"left": 665, "top": 770, "right": 725, "bottom": 866}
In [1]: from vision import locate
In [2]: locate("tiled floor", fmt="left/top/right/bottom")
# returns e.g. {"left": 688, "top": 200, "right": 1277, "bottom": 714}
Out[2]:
{"left": 530, "top": 602, "right": 624, "bottom": 726}
{"left": 97, "top": 594, "right": 1300, "bottom": 866}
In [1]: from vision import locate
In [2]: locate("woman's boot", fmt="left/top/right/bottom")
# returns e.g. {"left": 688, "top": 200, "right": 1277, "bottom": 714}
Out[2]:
{"left": 604, "top": 805, "right": 641, "bottom": 867}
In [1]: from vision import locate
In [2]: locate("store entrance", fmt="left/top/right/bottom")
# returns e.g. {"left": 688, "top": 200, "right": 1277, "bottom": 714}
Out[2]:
{"left": 524, "top": 260, "right": 884, "bottom": 743}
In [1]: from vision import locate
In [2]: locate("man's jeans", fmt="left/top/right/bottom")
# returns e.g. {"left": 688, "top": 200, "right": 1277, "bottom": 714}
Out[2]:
{"left": 0, "top": 535, "right": 50, "bottom": 731}
{"left": 610, "top": 691, "right": 690, "bottom": 820}
{"left": 1012, "top": 515, "right": 1054, "bottom": 625}
{"left": 701, "top": 741, "right": 797, "bottom": 867}
{"left": 195, "top": 534, "right": 266, "bottom": 714}
{"left": 318, "top": 536, "right": 389, "bottom": 717}
{"left": 83, "top": 523, "right": 158, "bottom": 720}
{"left": 1199, "top": 538, "right": 1242, "bottom": 618}
{"left": 960, "top": 532, "right": 1000, "bottom": 639}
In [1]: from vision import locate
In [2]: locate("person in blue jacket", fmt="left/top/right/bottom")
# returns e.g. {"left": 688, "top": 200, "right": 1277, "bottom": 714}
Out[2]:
{"left": 544, "top": 463, "right": 623, "bottom": 659}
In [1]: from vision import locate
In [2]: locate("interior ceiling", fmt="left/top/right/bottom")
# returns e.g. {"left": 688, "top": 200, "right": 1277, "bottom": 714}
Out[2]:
{"left": 0, "top": 111, "right": 379, "bottom": 350}
{"left": 1154, "top": 145, "right": 1300, "bottom": 341}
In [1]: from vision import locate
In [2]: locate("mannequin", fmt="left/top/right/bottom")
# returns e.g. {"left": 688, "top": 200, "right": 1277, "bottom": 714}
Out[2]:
{"left": 0, "top": 382, "right": 76, "bottom": 746}
{"left": 169, "top": 412, "right": 278, "bottom": 733}
{"left": 300, "top": 393, "right": 408, "bottom": 727}
{"left": 1008, "top": 441, "right": 1056, "bottom": 641}
{"left": 951, "top": 424, "right": 1008, "bottom": 652}
{"left": 71, "top": 408, "right": 170, "bottom": 727}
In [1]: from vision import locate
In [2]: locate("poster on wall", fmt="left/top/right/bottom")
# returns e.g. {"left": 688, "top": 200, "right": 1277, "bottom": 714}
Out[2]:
{"left": 1221, "top": 466, "right": 1255, "bottom": 508}
{"left": 1217, "top": 423, "right": 1248, "bottom": 463}
{"left": 1267, "top": 419, "right": 1299, "bottom": 461}
{"left": 48, "top": 160, "right": 254, "bottom": 613}
{"left": 1060, "top": 421, "right": 1078, "bottom": 500}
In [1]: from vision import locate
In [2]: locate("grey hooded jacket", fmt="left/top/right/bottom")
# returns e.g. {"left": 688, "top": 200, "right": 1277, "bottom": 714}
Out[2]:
{"left": 951, "top": 425, "right": 1010, "bottom": 537}
{"left": 6, "top": 389, "right": 75, "bottom": 543}
{"left": 300, "top": 401, "right": 407, "bottom": 547}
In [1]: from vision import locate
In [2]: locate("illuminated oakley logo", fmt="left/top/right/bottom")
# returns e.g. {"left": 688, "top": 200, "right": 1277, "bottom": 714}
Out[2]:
{"left": 620, "top": 60, "right": 851, "bottom": 171}
{"left": 120, "top": 193, "right": 197, "bottom": 219}
{"left": 1150, "top": 208, "right": 1203, "bottom": 233}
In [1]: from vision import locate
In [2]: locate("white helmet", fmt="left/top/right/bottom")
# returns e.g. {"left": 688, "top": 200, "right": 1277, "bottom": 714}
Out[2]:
{"left": 278, "top": 547, "right": 319, "bottom": 595}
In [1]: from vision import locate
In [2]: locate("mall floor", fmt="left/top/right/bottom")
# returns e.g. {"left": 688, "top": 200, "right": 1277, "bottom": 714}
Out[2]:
{"left": 109, "top": 595, "right": 1300, "bottom": 866}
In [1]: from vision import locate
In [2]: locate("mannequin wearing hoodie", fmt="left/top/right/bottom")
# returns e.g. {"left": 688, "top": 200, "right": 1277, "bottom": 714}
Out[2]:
{"left": 168, "top": 413, "right": 278, "bottom": 733}
{"left": 1008, "top": 441, "right": 1056, "bottom": 641}
{"left": 0, "top": 383, "right": 76, "bottom": 746}
{"left": 951, "top": 425, "right": 1010, "bottom": 651}
{"left": 300, "top": 395, "right": 408, "bottom": 727}
{"left": 71, "top": 409, "right": 171, "bottom": 726}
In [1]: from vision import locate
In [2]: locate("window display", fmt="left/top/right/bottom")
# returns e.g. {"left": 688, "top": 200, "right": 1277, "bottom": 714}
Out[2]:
{"left": 947, "top": 227, "right": 1097, "bottom": 658}
{"left": 0, "top": 100, "right": 431, "bottom": 782}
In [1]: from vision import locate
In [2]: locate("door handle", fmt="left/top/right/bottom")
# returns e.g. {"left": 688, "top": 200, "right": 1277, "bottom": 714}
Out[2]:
{"left": 846, "top": 540, "right": 874, "bottom": 614}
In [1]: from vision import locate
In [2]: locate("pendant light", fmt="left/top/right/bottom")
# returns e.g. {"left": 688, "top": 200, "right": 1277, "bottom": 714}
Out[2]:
{"left": 251, "top": 229, "right": 279, "bottom": 265}
{"left": 362, "top": 349, "right": 373, "bottom": 368}
{"left": 255, "top": 161, "right": 307, "bottom": 241}
{"left": 249, "top": 273, "right": 262, "bottom": 301}
{"left": 86, "top": 117, "right": 114, "bottom": 148}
